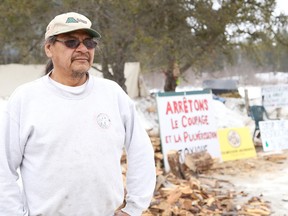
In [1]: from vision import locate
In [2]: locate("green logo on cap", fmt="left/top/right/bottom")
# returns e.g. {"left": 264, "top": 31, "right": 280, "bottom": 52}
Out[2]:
{"left": 66, "top": 17, "right": 78, "bottom": 23}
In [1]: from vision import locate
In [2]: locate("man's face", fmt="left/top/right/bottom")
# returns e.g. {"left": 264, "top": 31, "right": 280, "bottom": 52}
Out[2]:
{"left": 45, "top": 30, "right": 96, "bottom": 80}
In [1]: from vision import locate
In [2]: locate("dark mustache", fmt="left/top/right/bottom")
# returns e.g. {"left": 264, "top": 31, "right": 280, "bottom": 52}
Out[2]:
{"left": 71, "top": 54, "right": 90, "bottom": 61}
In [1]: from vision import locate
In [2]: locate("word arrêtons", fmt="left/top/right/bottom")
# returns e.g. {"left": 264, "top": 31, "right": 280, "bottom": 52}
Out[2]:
{"left": 166, "top": 97, "right": 208, "bottom": 115}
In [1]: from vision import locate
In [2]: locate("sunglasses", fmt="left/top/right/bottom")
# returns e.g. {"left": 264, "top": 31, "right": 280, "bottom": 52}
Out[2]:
{"left": 55, "top": 38, "right": 97, "bottom": 49}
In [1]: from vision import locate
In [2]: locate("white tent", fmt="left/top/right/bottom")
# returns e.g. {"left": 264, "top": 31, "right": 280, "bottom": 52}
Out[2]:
{"left": 125, "top": 62, "right": 148, "bottom": 98}
{"left": 0, "top": 62, "right": 148, "bottom": 98}
{"left": 0, "top": 64, "right": 44, "bottom": 98}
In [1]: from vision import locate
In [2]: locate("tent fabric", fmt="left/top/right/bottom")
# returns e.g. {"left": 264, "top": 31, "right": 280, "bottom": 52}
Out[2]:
{"left": 0, "top": 63, "right": 148, "bottom": 99}
{"left": 0, "top": 64, "right": 45, "bottom": 98}
{"left": 125, "top": 62, "right": 140, "bottom": 98}
{"left": 91, "top": 62, "right": 149, "bottom": 98}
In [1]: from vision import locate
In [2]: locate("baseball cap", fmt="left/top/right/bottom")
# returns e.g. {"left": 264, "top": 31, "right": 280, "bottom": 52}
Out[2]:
{"left": 45, "top": 12, "right": 101, "bottom": 39}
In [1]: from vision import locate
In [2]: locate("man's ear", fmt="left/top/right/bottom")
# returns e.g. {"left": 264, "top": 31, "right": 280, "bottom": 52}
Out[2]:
{"left": 45, "top": 44, "right": 52, "bottom": 58}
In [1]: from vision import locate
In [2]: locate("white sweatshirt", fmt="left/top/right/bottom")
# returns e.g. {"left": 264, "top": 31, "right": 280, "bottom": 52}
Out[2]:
{"left": 0, "top": 74, "right": 156, "bottom": 216}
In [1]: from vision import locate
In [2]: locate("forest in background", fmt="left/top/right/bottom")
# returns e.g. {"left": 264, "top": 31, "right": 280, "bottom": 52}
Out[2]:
{"left": 1, "top": 0, "right": 288, "bottom": 92}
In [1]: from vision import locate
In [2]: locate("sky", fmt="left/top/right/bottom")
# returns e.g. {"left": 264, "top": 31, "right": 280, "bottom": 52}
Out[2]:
{"left": 212, "top": 0, "right": 288, "bottom": 15}
{"left": 275, "top": 0, "right": 288, "bottom": 15}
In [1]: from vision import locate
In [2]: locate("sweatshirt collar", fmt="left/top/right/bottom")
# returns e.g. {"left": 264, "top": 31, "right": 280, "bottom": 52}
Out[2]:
{"left": 43, "top": 72, "right": 94, "bottom": 99}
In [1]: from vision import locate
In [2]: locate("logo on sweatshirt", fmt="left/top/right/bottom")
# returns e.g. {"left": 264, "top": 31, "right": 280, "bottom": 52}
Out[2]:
{"left": 96, "top": 113, "right": 111, "bottom": 129}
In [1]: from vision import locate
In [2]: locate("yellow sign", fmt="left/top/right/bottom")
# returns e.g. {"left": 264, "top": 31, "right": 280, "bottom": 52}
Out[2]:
{"left": 217, "top": 127, "right": 256, "bottom": 161}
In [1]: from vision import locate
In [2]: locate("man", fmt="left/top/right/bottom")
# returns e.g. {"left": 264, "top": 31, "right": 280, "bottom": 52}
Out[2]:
{"left": 0, "top": 12, "right": 156, "bottom": 216}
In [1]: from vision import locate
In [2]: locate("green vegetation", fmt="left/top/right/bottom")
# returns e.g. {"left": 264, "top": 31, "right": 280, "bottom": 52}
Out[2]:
{"left": 1, "top": 0, "right": 287, "bottom": 91}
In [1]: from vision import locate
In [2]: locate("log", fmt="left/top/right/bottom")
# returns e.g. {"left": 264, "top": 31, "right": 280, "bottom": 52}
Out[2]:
{"left": 167, "top": 150, "right": 185, "bottom": 179}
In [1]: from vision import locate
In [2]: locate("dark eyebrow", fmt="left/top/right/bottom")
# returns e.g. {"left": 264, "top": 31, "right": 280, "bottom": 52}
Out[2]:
{"left": 60, "top": 35, "right": 93, "bottom": 41}
{"left": 57, "top": 32, "right": 92, "bottom": 40}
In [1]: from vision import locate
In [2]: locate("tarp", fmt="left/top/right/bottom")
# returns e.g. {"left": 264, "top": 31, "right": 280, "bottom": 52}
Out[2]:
{"left": 202, "top": 79, "right": 238, "bottom": 90}
{"left": 0, "top": 63, "right": 148, "bottom": 98}
{"left": 202, "top": 79, "right": 238, "bottom": 95}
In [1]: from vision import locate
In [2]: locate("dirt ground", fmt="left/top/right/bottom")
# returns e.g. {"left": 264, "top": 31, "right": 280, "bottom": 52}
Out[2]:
{"left": 205, "top": 148, "right": 288, "bottom": 215}
{"left": 141, "top": 71, "right": 288, "bottom": 215}
{"left": 146, "top": 130, "right": 288, "bottom": 215}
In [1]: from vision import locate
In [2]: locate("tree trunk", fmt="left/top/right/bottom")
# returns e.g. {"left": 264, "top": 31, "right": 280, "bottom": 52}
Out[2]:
{"left": 164, "top": 59, "right": 179, "bottom": 92}
{"left": 112, "top": 61, "right": 127, "bottom": 93}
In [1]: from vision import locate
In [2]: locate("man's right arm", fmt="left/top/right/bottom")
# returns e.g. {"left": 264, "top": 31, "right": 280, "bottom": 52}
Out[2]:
{"left": 0, "top": 111, "right": 27, "bottom": 215}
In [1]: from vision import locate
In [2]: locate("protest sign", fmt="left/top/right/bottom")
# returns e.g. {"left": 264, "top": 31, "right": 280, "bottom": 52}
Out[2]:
{"left": 261, "top": 85, "right": 288, "bottom": 108}
{"left": 217, "top": 127, "right": 256, "bottom": 161}
{"left": 156, "top": 90, "right": 221, "bottom": 172}
{"left": 259, "top": 120, "right": 288, "bottom": 151}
